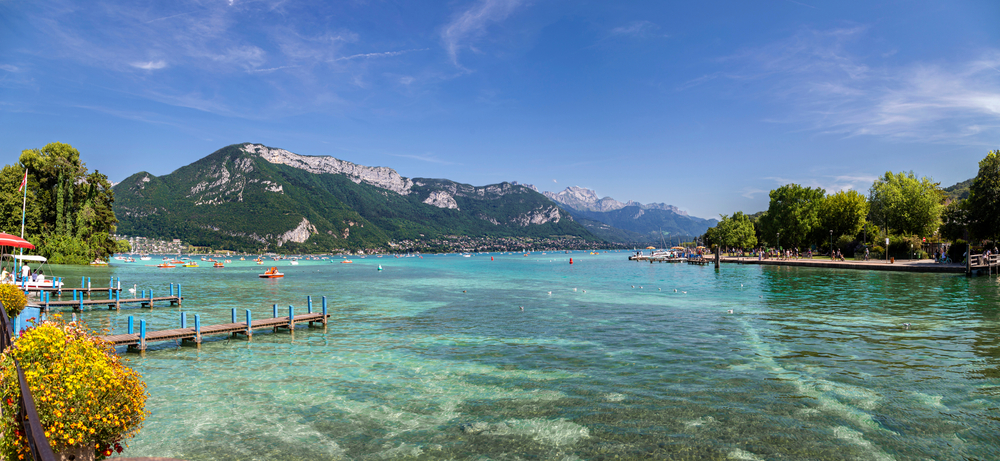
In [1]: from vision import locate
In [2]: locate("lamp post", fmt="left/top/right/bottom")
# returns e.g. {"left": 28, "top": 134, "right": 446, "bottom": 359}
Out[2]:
{"left": 777, "top": 232, "right": 780, "bottom": 258}
{"left": 830, "top": 229, "right": 834, "bottom": 260}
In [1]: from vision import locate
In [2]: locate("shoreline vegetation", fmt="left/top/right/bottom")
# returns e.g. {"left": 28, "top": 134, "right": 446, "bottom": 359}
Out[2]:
{"left": 702, "top": 149, "right": 1000, "bottom": 266}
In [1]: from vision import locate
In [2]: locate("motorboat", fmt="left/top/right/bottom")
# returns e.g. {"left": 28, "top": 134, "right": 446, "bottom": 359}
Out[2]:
{"left": 259, "top": 267, "right": 284, "bottom": 278}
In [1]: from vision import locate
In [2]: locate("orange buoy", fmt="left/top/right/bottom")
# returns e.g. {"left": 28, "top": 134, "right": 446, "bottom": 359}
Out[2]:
{"left": 491, "top": 256, "right": 494, "bottom": 261}
{"left": 569, "top": 258, "right": 573, "bottom": 264}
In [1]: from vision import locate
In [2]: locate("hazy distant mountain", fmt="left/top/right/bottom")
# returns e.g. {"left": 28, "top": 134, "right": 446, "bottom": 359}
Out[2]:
{"left": 542, "top": 186, "right": 715, "bottom": 243}
{"left": 113, "top": 143, "right": 596, "bottom": 252}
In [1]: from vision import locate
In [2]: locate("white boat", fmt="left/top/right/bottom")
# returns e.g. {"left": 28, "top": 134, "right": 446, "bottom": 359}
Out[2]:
{"left": 140, "top": 255, "right": 152, "bottom": 261}
{"left": 3, "top": 254, "right": 64, "bottom": 289}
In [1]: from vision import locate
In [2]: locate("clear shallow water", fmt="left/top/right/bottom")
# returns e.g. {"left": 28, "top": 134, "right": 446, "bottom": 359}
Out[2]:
{"left": 50, "top": 253, "right": 1000, "bottom": 460}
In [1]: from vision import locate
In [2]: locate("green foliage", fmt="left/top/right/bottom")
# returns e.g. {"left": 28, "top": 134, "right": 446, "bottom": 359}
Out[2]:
{"left": 817, "top": 190, "right": 868, "bottom": 242}
{"left": 116, "top": 239, "right": 132, "bottom": 253}
{"left": 758, "top": 184, "right": 825, "bottom": 248}
{"left": 706, "top": 212, "right": 757, "bottom": 249}
{"left": 886, "top": 235, "right": 923, "bottom": 259}
{"left": 939, "top": 199, "right": 969, "bottom": 242}
{"left": 967, "top": 150, "right": 1000, "bottom": 242}
{"left": 868, "top": 171, "right": 942, "bottom": 238}
{"left": 0, "top": 143, "right": 118, "bottom": 263}
{"left": 942, "top": 178, "right": 973, "bottom": 202}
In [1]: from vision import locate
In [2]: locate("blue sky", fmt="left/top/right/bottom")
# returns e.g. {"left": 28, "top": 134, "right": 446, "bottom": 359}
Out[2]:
{"left": 1, "top": 0, "right": 998, "bottom": 219}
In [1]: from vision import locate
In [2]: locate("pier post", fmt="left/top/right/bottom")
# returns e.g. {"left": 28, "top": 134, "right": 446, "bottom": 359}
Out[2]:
{"left": 288, "top": 305, "right": 295, "bottom": 330}
{"left": 272, "top": 304, "right": 277, "bottom": 318}
{"left": 116, "top": 278, "right": 120, "bottom": 292}
{"left": 231, "top": 308, "right": 237, "bottom": 324}
{"left": 149, "top": 289, "right": 153, "bottom": 308}
{"left": 73, "top": 290, "right": 77, "bottom": 302}
{"left": 87, "top": 277, "right": 91, "bottom": 290}
{"left": 180, "top": 312, "right": 187, "bottom": 329}
{"left": 128, "top": 316, "right": 134, "bottom": 334}
{"left": 78, "top": 296, "right": 83, "bottom": 312}
{"left": 115, "top": 289, "right": 120, "bottom": 310}
{"left": 245, "top": 309, "right": 252, "bottom": 339}
{"left": 307, "top": 296, "right": 312, "bottom": 313}
{"left": 109, "top": 277, "right": 113, "bottom": 289}
{"left": 322, "top": 296, "right": 328, "bottom": 326}
{"left": 139, "top": 320, "right": 146, "bottom": 351}
{"left": 714, "top": 248, "right": 720, "bottom": 269}
{"left": 58, "top": 277, "right": 62, "bottom": 295}
{"left": 169, "top": 283, "right": 173, "bottom": 297}
{"left": 177, "top": 284, "right": 182, "bottom": 305}
{"left": 194, "top": 314, "right": 201, "bottom": 344}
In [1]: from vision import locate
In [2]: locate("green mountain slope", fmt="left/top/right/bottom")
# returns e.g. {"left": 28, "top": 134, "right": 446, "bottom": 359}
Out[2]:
{"left": 113, "top": 143, "right": 597, "bottom": 252}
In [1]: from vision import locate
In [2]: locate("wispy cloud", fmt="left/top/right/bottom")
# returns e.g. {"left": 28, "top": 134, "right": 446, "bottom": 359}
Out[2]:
{"left": 609, "top": 20, "right": 664, "bottom": 39}
{"left": 389, "top": 153, "right": 458, "bottom": 165}
{"left": 130, "top": 60, "right": 167, "bottom": 70}
{"left": 335, "top": 48, "right": 428, "bottom": 62}
{"left": 698, "top": 27, "right": 1000, "bottom": 145}
{"left": 0, "top": 65, "right": 21, "bottom": 72}
{"left": 441, "top": 0, "right": 522, "bottom": 68}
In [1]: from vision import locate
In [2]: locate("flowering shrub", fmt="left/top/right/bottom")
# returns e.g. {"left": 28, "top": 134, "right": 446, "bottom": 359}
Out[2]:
{"left": 0, "top": 316, "right": 148, "bottom": 460}
{"left": 0, "top": 284, "right": 27, "bottom": 319}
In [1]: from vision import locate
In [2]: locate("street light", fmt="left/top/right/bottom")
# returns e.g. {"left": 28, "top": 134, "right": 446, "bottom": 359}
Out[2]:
{"left": 830, "top": 229, "right": 834, "bottom": 260}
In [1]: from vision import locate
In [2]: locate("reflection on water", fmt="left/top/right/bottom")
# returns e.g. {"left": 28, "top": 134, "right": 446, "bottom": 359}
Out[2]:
{"left": 47, "top": 254, "right": 1000, "bottom": 459}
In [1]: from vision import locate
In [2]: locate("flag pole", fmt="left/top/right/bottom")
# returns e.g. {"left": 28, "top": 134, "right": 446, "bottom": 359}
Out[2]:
{"left": 19, "top": 168, "right": 27, "bottom": 266}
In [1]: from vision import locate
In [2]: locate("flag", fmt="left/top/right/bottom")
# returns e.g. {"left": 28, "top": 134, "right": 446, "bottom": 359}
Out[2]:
{"left": 17, "top": 170, "right": 26, "bottom": 192}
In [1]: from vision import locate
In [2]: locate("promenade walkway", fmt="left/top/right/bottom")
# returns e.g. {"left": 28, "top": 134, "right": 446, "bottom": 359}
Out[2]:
{"left": 718, "top": 256, "right": 965, "bottom": 273}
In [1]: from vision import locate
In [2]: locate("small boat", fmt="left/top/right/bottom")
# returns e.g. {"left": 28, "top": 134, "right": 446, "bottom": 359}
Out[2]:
{"left": 289, "top": 260, "right": 299, "bottom": 265}
{"left": 183, "top": 262, "right": 198, "bottom": 268}
{"left": 157, "top": 263, "right": 176, "bottom": 268}
{"left": 140, "top": 255, "right": 151, "bottom": 261}
{"left": 213, "top": 262, "right": 224, "bottom": 268}
{"left": 89, "top": 259, "right": 109, "bottom": 266}
{"left": 341, "top": 260, "right": 353, "bottom": 264}
{"left": 259, "top": 267, "right": 284, "bottom": 278}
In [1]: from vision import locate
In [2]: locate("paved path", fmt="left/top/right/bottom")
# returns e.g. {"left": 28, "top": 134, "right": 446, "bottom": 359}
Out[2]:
{"left": 718, "top": 256, "right": 965, "bottom": 273}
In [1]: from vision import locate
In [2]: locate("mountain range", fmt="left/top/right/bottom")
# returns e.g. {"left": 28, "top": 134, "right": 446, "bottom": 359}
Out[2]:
{"left": 540, "top": 186, "right": 717, "bottom": 244}
{"left": 112, "top": 143, "right": 717, "bottom": 252}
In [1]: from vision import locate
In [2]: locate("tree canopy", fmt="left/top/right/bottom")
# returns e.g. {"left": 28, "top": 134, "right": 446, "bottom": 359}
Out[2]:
{"left": 705, "top": 211, "right": 757, "bottom": 249}
{"left": 967, "top": 150, "right": 1000, "bottom": 242}
{"left": 758, "top": 184, "right": 825, "bottom": 248}
{"left": 0, "top": 143, "right": 118, "bottom": 264}
{"left": 817, "top": 189, "right": 868, "bottom": 242}
{"left": 868, "top": 171, "right": 942, "bottom": 238}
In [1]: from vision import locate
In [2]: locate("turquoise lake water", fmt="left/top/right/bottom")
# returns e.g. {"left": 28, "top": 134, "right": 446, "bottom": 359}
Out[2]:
{"left": 48, "top": 252, "right": 1000, "bottom": 460}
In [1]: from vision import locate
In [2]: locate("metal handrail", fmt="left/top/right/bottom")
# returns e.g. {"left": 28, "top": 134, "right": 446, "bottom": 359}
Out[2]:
{"left": 0, "top": 301, "right": 56, "bottom": 461}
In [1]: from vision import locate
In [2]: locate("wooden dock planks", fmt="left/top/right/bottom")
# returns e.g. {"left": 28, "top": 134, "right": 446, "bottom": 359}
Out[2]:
{"left": 102, "top": 312, "right": 329, "bottom": 351}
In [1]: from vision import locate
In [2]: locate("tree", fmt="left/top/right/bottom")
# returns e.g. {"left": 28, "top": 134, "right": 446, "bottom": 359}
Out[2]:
{"left": 2, "top": 143, "right": 119, "bottom": 264}
{"left": 868, "top": 171, "right": 942, "bottom": 238}
{"left": 817, "top": 190, "right": 868, "bottom": 241}
{"left": 939, "top": 199, "right": 970, "bottom": 242}
{"left": 758, "top": 184, "right": 825, "bottom": 248}
{"left": 706, "top": 213, "right": 758, "bottom": 250}
{"left": 967, "top": 150, "right": 1000, "bottom": 242}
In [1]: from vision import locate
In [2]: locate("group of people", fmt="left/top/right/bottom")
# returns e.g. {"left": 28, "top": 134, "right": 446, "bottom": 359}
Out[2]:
{"left": 0, "top": 263, "right": 44, "bottom": 284}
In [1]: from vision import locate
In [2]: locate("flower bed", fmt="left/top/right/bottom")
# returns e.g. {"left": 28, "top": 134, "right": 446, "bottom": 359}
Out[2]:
{"left": 0, "top": 315, "right": 148, "bottom": 460}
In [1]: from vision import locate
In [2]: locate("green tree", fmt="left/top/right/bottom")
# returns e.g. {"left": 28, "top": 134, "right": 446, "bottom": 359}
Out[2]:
{"left": 817, "top": 190, "right": 869, "bottom": 241}
{"left": 868, "top": 171, "right": 942, "bottom": 238}
{"left": 3, "top": 143, "right": 119, "bottom": 263}
{"left": 939, "top": 199, "right": 970, "bottom": 242}
{"left": 967, "top": 150, "right": 1000, "bottom": 242}
{"left": 758, "top": 184, "right": 825, "bottom": 248}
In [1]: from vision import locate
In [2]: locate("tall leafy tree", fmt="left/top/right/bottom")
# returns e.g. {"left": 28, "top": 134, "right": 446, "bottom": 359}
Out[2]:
{"left": 967, "top": 150, "right": 1000, "bottom": 242}
{"left": 758, "top": 184, "right": 825, "bottom": 248}
{"left": 939, "top": 199, "right": 970, "bottom": 242}
{"left": 817, "top": 190, "right": 869, "bottom": 240}
{"left": 868, "top": 171, "right": 942, "bottom": 237}
{"left": 4, "top": 143, "right": 119, "bottom": 263}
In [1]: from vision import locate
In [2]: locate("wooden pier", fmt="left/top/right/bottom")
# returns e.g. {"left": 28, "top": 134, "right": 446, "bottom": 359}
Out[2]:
{"left": 102, "top": 297, "right": 330, "bottom": 352}
{"left": 968, "top": 254, "right": 1000, "bottom": 275}
{"left": 33, "top": 284, "right": 184, "bottom": 312}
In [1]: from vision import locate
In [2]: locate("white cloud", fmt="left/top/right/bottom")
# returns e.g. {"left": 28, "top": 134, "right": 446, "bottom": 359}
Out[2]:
{"left": 335, "top": 48, "right": 428, "bottom": 62}
{"left": 0, "top": 64, "right": 21, "bottom": 72}
{"left": 610, "top": 20, "right": 663, "bottom": 38}
{"left": 441, "top": 0, "right": 522, "bottom": 68}
{"left": 704, "top": 27, "right": 1000, "bottom": 145}
{"left": 130, "top": 60, "right": 167, "bottom": 70}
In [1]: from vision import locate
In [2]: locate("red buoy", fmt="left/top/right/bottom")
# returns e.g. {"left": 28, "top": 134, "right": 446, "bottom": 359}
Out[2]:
{"left": 491, "top": 256, "right": 494, "bottom": 261}
{"left": 569, "top": 258, "right": 573, "bottom": 264}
